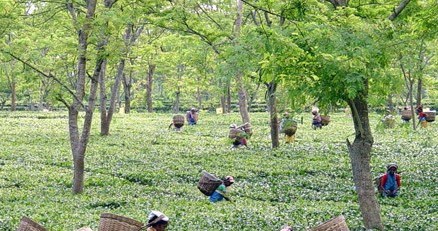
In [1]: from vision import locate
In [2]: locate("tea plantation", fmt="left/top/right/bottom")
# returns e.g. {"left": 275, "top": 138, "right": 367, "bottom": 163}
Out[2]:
{"left": 0, "top": 111, "right": 436, "bottom": 230}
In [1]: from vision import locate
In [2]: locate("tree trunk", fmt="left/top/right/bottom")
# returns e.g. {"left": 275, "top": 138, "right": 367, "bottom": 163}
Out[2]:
{"left": 123, "top": 72, "right": 132, "bottom": 114}
{"left": 69, "top": 0, "right": 98, "bottom": 194}
{"left": 101, "top": 58, "right": 124, "bottom": 135}
{"left": 267, "top": 82, "right": 279, "bottom": 148}
{"left": 347, "top": 96, "right": 383, "bottom": 230}
{"left": 409, "top": 79, "right": 417, "bottom": 130}
{"left": 237, "top": 73, "right": 250, "bottom": 123}
{"left": 226, "top": 84, "right": 231, "bottom": 113}
{"left": 197, "top": 84, "right": 202, "bottom": 110}
{"left": 173, "top": 89, "right": 180, "bottom": 113}
{"left": 221, "top": 95, "right": 226, "bottom": 114}
{"left": 235, "top": 0, "right": 250, "bottom": 124}
{"left": 10, "top": 81, "right": 16, "bottom": 112}
{"left": 99, "top": 60, "right": 109, "bottom": 134}
{"left": 146, "top": 63, "right": 155, "bottom": 113}
{"left": 416, "top": 77, "right": 422, "bottom": 107}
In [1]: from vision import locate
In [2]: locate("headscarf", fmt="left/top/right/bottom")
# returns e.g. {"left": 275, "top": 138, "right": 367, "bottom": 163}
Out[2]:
{"left": 146, "top": 211, "right": 169, "bottom": 227}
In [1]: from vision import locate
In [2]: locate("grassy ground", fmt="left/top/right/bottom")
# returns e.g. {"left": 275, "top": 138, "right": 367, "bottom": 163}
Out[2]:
{"left": 0, "top": 111, "right": 436, "bottom": 230}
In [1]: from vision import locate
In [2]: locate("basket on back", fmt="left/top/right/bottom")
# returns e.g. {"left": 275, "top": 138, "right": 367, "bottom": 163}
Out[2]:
{"left": 424, "top": 111, "right": 436, "bottom": 122}
{"left": 197, "top": 171, "right": 223, "bottom": 196}
{"left": 321, "top": 115, "right": 331, "bottom": 126}
{"left": 401, "top": 110, "right": 412, "bottom": 120}
{"left": 172, "top": 114, "right": 185, "bottom": 128}
{"left": 229, "top": 128, "right": 246, "bottom": 139}
{"left": 310, "top": 215, "right": 349, "bottom": 231}
{"left": 242, "top": 123, "right": 252, "bottom": 136}
{"left": 16, "top": 217, "right": 46, "bottom": 231}
{"left": 98, "top": 213, "right": 144, "bottom": 231}
{"left": 280, "top": 119, "right": 298, "bottom": 136}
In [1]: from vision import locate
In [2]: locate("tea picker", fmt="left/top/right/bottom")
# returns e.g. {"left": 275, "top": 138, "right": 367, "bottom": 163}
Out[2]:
{"left": 229, "top": 122, "right": 251, "bottom": 148}
{"left": 197, "top": 171, "right": 235, "bottom": 203}
{"left": 169, "top": 114, "right": 185, "bottom": 131}
{"left": 279, "top": 112, "right": 298, "bottom": 143}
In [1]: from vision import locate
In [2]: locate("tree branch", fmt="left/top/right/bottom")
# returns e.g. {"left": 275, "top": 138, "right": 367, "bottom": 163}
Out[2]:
{"left": 388, "top": 0, "right": 411, "bottom": 21}
{"left": 2, "top": 50, "right": 85, "bottom": 110}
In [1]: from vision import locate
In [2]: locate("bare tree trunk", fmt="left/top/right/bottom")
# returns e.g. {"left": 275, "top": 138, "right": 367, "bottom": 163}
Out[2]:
{"left": 347, "top": 95, "right": 383, "bottom": 230}
{"left": 226, "top": 84, "right": 231, "bottom": 113}
{"left": 123, "top": 72, "right": 132, "bottom": 114}
{"left": 99, "top": 60, "right": 109, "bottom": 133}
{"left": 409, "top": 79, "right": 417, "bottom": 130}
{"left": 235, "top": 0, "right": 250, "bottom": 124}
{"left": 10, "top": 81, "right": 16, "bottom": 112}
{"left": 197, "top": 84, "right": 202, "bottom": 109}
{"left": 416, "top": 77, "right": 422, "bottom": 107}
{"left": 68, "top": 0, "right": 99, "bottom": 194}
{"left": 221, "top": 95, "right": 226, "bottom": 114}
{"left": 173, "top": 89, "right": 180, "bottom": 113}
{"left": 146, "top": 63, "right": 155, "bottom": 113}
{"left": 267, "top": 82, "right": 279, "bottom": 148}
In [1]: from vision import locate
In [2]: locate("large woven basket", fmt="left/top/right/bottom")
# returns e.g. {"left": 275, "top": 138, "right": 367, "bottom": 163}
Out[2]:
{"left": 173, "top": 115, "right": 185, "bottom": 125}
{"left": 321, "top": 115, "right": 331, "bottom": 126}
{"left": 98, "top": 213, "right": 144, "bottom": 231}
{"left": 424, "top": 111, "right": 436, "bottom": 122}
{"left": 229, "top": 128, "right": 245, "bottom": 139}
{"left": 283, "top": 126, "right": 297, "bottom": 136}
{"left": 16, "top": 217, "right": 46, "bottom": 231}
{"left": 197, "top": 171, "right": 223, "bottom": 196}
{"left": 242, "top": 123, "right": 252, "bottom": 136}
{"left": 310, "top": 215, "right": 349, "bottom": 231}
{"left": 401, "top": 110, "right": 412, "bottom": 120}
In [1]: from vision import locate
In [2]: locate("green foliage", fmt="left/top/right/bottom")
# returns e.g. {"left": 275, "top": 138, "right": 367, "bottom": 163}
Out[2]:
{"left": 0, "top": 111, "right": 437, "bottom": 230}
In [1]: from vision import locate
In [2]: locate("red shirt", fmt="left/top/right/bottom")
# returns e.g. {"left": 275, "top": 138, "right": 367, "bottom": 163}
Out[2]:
{"left": 379, "top": 173, "right": 401, "bottom": 188}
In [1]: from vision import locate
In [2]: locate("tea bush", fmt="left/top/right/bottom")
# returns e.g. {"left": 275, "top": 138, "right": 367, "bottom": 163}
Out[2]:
{"left": 0, "top": 111, "right": 436, "bottom": 230}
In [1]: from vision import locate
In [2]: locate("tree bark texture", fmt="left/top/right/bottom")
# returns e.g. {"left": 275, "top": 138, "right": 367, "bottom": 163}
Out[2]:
{"left": 347, "top": 96, "right": 383, "bottom": 230}
{"left": 10, "top": 81, "right": 16, "bottom": 112}
{"left": 99, "top": 60, "right": 109, "bottom": 133}
{"left": 146, "top": 64, "right": 155, "bottom": 113}
{"left": 235, "top": 0, "right": 250, "bottom": 124}
{"left": 123, "top": 72, "right": 132, "bottom": 114}
{"left": 416, "top": 77, "right": 422, "bottom": 108}
{"left": 70, "top": 0, "right": 98, "bottom": 194}
{"left": 226, "top": 84, "right": 231, "bottom": 113}
{"left": 267, "top": 82, "right": 279, "bottom": 148}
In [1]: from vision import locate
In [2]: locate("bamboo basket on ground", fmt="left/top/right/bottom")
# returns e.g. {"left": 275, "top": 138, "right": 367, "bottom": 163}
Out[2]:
{"left": 172, "top": 114, "right": 185, "bottom": 128}
{"left": 321, "top": 115, "right": 331, "bottom": 126}
{"left": 310, "top": 215, "right": 349, "bottom": 231}
{"left": 424, "top": 111, "right": 436, "bottom": 122}
{"left": 98, "top": 213, "right": 144, "bottom": 231}
{"left": 401, "top": 110, "right": 412, "bottom": 121}
{"left": 197, "top": 170, "right": 223, "bottom": 196}
{"left": 16, "top": 217, "right": 46, "bottom": 231}
{"left": 283, "top": 126, "right": 297, "bottom": 136}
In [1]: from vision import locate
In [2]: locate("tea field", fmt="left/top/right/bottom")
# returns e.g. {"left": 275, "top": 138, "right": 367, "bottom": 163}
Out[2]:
{"left": 0, "top": 111, "right": 436, "bottom": 230}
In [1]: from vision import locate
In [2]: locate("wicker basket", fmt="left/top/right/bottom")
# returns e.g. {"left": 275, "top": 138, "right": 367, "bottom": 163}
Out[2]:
{"left": 197, "top": 171, "right": 223, "bottom": 196}
{"left": 229, "top": 128, "right": 245, "bottom": 139}
{"left": 98, "top": 213, "right": 144, "bottom": 231}
{"left": 424, "top": 111, "right": 436, "bottom": 122}
{"left": 16, "top": 217, "right": 46, "bottom": 231}
{"left": 173, "top": 115, "right": 185, "bottom": 126}
{"left": 401, "top": 110, "right": 412, "bottom": 120}
{"left": 284, "top": 126, "right": 297, "bottom": 136}
{"left": 242, "top": 123, "right": 252, "bottom": 136}
{"left": 321, "top": 115, "right": 331, "bottom": 126}
{"left": 310, "top": 215, "right": 349, "bottom": 231}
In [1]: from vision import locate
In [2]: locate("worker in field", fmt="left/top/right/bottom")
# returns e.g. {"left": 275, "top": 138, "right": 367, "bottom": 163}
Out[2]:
{"left": 186, "top": 108, "right": 199, "bottom": 125}
{"left": 379, "top": 163, "right": 401, "bottom": 197}
{"left": 146, "top": 211, "right": 169, "bottom": 231}
{"left": 210, "top": 176, "right": 235, "bottom": 203}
